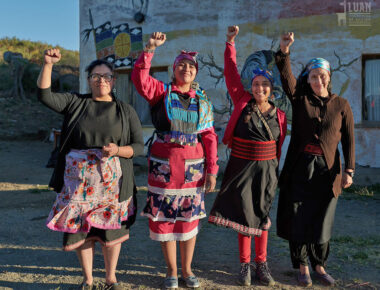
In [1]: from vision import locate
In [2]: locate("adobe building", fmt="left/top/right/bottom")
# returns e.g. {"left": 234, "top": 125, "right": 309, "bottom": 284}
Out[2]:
{"left": 79, "top": 0, "right": 380, "bottom": 169}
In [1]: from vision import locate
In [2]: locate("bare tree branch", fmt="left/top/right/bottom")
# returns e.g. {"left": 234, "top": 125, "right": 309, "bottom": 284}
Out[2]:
{"left": 331, "top": 51, "right": 360, "bottom": 72}
{"left": 81, "top": 29, "right": 93, "bottom": 43}
{"left": 198, "top": 53, "right": 224, "bottom": 87}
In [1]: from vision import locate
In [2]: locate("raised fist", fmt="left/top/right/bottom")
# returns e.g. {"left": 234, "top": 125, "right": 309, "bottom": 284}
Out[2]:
{"left": 227, "top": 26, "right": 239, "bottom": 42}
{"left": 280, "top": 32, "right": 294, "bottom": 54}
{"left": 44, "top": 48, "right": 61, "bottom": 65}
{"left": 146, "top": 32, "right": 166, "bottom": 50}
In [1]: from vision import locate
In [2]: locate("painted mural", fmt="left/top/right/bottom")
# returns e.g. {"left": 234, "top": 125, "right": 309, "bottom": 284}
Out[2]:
{"left": 239, "top": 48, "right": 360, "bottom": 124}
{"left": 198, "top": 46, "right": 360, "bottom": 127}
{"left": 81, "top": 9, "right": 143, "bottom": 69}
{"left": 79, "top": 0, "right": 380, "bottom": 167}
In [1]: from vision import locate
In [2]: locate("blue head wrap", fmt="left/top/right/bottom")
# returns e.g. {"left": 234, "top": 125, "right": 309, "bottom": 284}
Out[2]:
{"left": 251, "top": 68, "right": 274, "bottom": 86}
{"left": 302, "top": 58, "right": 331, "bottom": 77}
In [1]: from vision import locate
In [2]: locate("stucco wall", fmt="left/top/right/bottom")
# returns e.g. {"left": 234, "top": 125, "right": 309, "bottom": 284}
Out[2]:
{"left": 79, "top": 0, "right": 380, "bottom": 168}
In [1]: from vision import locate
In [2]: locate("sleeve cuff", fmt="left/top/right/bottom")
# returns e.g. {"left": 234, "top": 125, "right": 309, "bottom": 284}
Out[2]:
{"left": 129, "top": 143, "right": 143, "bottom": 158}
{"left": 37, "top": 86, "right": 52, "bottom": 94}
{"left": 276, "top": 49, "right": 290, "bottom": 57}
{"left": 135, "top": 52, "right": 154, "bottom": 69}
{"left": 345, "top": 164, "right": 355, "bottom": 171}
{"left": 206, "top": 165, "right": 219, "bottom": 175}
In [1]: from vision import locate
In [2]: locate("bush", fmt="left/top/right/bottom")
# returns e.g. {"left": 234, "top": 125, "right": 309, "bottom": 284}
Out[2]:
{"left": 0, "top": 37, "right": 79, "bottom": 66}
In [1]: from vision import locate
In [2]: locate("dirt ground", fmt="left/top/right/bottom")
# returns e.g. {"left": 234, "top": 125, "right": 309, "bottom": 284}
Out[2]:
{"left": 0, "top": 140, "right": 379, "bottom": 290}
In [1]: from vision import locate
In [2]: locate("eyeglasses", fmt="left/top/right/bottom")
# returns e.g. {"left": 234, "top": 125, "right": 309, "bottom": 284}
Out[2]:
{"left": 89, "top": 73, "right": 114, "bottom": 82}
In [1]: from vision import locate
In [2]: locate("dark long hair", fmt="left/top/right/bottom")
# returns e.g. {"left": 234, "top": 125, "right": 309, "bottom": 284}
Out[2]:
{"left": 296, "top": 67, "right": 333, "bottom": 94}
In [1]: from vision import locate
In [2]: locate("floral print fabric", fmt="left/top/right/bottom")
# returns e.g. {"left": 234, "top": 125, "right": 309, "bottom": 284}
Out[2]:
{"left": 142, "top": 141, "right": 207, "bottom": 226}
{"left": 185, "top": 158, "right": 204, "bottom": 183}
{"left": 47, "top": 149, "right": 134, "bottom": 233}
{"left": 148, "top": 156, "right": 171, "bottom": 183}
{"left": 142, "top": 190, "right": 206, "bottom": 222}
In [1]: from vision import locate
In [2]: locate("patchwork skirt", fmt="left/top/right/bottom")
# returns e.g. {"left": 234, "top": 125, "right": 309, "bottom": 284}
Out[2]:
{"left": 141, "top": 140, "right": 206, "bottom": 241}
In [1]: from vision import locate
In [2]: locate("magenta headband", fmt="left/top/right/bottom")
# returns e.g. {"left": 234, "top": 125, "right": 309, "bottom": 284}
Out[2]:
{"left": 173, "top": 50, "right": 198, "bottom": 72}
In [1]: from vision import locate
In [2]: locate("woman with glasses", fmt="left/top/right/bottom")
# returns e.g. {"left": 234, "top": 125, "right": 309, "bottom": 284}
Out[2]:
{"left": 275, "top": 33, "right": 355, "bottom": 287}
{"left": 37, "top": 48, "right": 144, "bottom": 290}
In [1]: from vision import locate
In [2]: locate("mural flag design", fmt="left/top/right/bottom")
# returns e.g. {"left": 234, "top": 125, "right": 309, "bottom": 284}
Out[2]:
{"left": 94, "top": 21, "right": 114, "bottom": 60}
{"left": 129, "top": 27, "right": 143, "bottom": 59}
{"left": 112, "top": 23, "right": 132, "bottom": 69}
{"left": 91, "top": 21, "right": 143, "bottom": 69}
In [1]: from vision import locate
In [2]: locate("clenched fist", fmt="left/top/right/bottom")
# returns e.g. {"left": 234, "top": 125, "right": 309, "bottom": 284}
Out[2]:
{"left": 280, "top": 32, "right": 294, "bottom": 54}
{"left": 146, "top": 32, "right": 166, "bottom": 50}
{"left": 44, "top": 48, "right": 61, "bottom": 65}
{"left": 227, "top": 25, "right": 239, "bottom": 43}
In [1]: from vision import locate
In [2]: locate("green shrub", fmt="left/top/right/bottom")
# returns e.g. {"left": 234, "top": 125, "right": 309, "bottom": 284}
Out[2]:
{"left": 0, "top": 37, "right": 79, "bottom": 66}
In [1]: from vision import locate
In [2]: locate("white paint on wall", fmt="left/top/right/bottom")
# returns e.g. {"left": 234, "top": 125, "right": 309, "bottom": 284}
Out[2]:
{"left": 79, "top": 0, "right": 380, "bottom": 168}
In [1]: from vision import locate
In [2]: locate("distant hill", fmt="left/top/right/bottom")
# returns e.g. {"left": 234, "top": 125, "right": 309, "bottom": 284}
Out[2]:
{"left": 0, "top": 37, "right": 79, "bottom": 66}
{"left": 0, "top": 38, "right": 78, "bottom": 139}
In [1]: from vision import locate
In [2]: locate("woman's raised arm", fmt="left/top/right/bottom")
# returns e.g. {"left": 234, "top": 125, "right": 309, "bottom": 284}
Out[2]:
{"left": 275, "top": 32, "right": 297, "bottom": 101}
{"left": 224, "top": 26, "right": 247, "bottom": 106}
{"left": 131, "top": 32, "right": 167, "bottom": 106}
{"left": 37, "top": 48, "right": 74, "bottom": 113}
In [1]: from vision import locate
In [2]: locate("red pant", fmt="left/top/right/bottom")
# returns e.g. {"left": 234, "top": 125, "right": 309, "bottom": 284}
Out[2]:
{"left": 238, "top": 231, "right": 268, "bottom": 263}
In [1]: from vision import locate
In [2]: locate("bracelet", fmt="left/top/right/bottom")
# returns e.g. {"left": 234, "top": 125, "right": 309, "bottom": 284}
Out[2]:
{"left": 116, "top": 146, "right": 120, "bottom": 156}
{"left": 345, "top": 170, "right": 354, "bottom": 178}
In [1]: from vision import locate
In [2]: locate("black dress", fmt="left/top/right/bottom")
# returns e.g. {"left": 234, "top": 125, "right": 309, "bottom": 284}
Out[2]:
{"left": 209, "top": 101, "right": 280, "bottom": 236}
{"left": 277, "top": 96, "right": 338, "bottom": 244}
{"left": 286, "top": 152, "right": 338, "bottom": 244}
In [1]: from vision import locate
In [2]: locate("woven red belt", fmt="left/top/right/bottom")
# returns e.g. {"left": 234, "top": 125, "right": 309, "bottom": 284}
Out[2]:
{"left": 304, "top": 143, "right": 324, "bottom": 156}
{"left": 231, "top": 137, "right": 277, "bottom": 161}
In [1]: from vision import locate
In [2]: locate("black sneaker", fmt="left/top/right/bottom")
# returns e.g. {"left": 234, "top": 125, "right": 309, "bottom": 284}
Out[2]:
{"left": 255, "top": 261, "right": 275, "bottom": 286}
{"left": 237, "top": 263, "right": 251, "bottom": 286}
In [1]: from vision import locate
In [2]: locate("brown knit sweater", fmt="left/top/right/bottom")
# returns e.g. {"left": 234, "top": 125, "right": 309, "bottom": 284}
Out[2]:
{"left": 275, "top": 50, "right": 355, "bottom": 197}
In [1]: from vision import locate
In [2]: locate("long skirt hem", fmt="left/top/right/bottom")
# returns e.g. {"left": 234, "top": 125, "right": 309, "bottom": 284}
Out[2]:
{"left": 63, "top": 233, "right": 129, "bottom": 251}
{"left": 208, "top": 215, "right": 268, "bottom": 236}
{"left": 149, "top": 225, "right": 200, "bottom": 242}
{"left": 148, "top": 219, "right": 200, "bottom": 241}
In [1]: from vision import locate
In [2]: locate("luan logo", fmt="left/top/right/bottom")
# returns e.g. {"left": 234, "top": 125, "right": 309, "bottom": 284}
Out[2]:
{"left": 336, "top": 0, "right": 372, "bottom": 26}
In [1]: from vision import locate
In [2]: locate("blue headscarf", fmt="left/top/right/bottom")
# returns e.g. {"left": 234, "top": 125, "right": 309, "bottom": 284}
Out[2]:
{"left": 302, "top": 58, "right": 331, "bottom": 77}
{"left": 251, "top": 68, "right": 274, "bottom": 86}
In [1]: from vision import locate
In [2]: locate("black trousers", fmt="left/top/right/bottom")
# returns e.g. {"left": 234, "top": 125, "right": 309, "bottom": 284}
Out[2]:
{"left": 289, "top": 241, "right": 329, "bottom": 271}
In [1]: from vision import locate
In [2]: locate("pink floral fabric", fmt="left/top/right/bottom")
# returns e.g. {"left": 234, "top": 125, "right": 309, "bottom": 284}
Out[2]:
{"left": 46, "top": 149, "right": 134, "bottom": 233}
{"left": 142, "top": 190, "right": 206, "bottom": 222}
{"left": 184, "top": 159, "right": 205, "bottom": 183}
{"left": 148, "top": 157, "right": 171, "bottom": 183}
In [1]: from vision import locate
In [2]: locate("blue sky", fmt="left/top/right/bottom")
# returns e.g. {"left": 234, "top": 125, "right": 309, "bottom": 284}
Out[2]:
{"left": 0, "top": 0, "right": 79, "bottom": 51}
